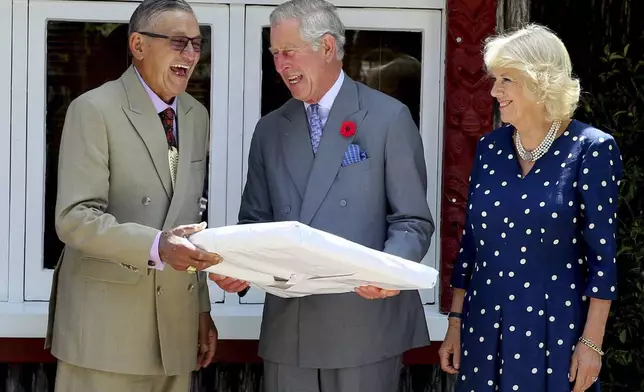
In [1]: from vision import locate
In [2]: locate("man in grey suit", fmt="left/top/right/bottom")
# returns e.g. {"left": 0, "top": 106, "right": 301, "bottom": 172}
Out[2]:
{"left": 211, "top": 0, "right": 434, "bottom": 390}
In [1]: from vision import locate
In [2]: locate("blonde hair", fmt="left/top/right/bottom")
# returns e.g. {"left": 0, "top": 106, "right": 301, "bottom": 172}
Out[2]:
{"left": 483, "top": 24, "right": 580, "bottom": 121}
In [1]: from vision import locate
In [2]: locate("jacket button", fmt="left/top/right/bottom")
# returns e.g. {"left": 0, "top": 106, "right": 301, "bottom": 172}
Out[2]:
{"left": 156, "top": 286, "right": 163, "bottom": 295}
{"left": 284, "top": 205, "right": 291, "bottom": 214}
{"left": 188, "top": 284, "right": 195, "bottom": 292}
{"left": 339, "top": 199, "right": 347, "bottom": 207}
{"left": 142, "top": 196, "right": 151, "bottom": 205}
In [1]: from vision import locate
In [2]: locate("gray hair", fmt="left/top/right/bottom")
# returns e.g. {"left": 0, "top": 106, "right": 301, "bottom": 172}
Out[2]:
{"left": 128, "top": 0, "right": 195, "bottom": 37}
{"left": 484, "top": 24, "right": 580, "bottom": 121}
{"left": 270, "top": 0, "right": 346, "bottom": 60}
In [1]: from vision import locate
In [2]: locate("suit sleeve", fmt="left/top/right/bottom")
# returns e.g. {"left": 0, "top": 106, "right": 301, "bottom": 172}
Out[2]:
{"left": 55, "top": 95, "right": 158, "bottom": 272}
{"left": 198, "top": 108, "right": 212, "bottom": 312}
{"left": 238, "top": 120, "right": 274, "bottom": 224}
{"left": 382, "top": 104, "right": 435, "bottom": 262}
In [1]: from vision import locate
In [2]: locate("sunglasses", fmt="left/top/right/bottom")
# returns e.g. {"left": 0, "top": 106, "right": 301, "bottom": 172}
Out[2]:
{"left": 138, "top": 31, "right": 206, "bottom": 53}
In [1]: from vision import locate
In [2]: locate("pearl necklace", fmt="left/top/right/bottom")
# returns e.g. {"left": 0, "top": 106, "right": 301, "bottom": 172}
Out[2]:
{"left": 514, "top": 120, "right": 562, "bottom": 162}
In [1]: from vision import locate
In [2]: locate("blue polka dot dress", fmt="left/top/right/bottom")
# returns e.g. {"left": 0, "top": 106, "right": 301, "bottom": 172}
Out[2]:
{"left": 451, "top": 120, "right": 623, "bottom": 392}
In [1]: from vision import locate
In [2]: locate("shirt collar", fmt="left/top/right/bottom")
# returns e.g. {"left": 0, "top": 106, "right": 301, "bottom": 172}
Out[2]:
{"left": 304, "top": 70, "right": 345, "bottom": 112}
{"left": 134, "top": 66, "right": 178, "bottom": 114}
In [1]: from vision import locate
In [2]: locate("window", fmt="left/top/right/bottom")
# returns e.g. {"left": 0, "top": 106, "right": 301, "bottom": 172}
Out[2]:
{"left": 239, "top": 6, "right": 443, "bottom": 304}
{"left": 22, "top": 1, "right": 229, "bottom": 301}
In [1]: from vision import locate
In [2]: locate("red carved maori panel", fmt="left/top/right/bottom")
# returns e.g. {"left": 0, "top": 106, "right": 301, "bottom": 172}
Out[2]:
{"left": 440, "top": 0, "right": 496, "bottom": 312}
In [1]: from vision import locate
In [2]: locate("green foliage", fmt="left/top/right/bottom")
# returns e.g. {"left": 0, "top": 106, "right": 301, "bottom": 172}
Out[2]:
{"left": 577, "top": 40, "right": 644, "bottom": 392}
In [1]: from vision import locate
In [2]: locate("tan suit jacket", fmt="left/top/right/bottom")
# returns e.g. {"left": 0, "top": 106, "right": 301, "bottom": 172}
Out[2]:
{"left": 45, "top": 66, "right": 211, "bottom": 376}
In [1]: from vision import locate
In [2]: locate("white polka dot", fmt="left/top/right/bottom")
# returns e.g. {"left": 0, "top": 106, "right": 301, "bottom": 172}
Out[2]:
{"left": 520, "top": 259, "right": 527, "bottom": 265}
{"left": 482, "top": 211, "right": 487, "bottom": 217}
{"left": 508, "top": 271, "right": 514, "bottom": 277}
{"left": 557, "top": 339, "right": 563, "bottom": 345}
{"left": 508, "top": 154, "right": 513, "bottom": 159}
{"left": 549, "top": 316, "right": 556, "bottom": 322}
{"left": 571, "top": 283, "right": 576, "bottom": 289}
{"left": 494, "top": 323, "right": 500, "bottom": 329}
{"left": 495, "top": 251, "right": 500, "bottom": 256}
{"left": 482, "top": 223, "right": 487, "bottom": 229}
{"left": 598, "top": 271, "right": 604, "bottom": 277}
{"left": 611, "top": 286, "right": 615, "bottom": 292}
{"left": 561, "top": 162, "right": 566, "bottom": 168}
{"left": 552, "top": 275, "right": 557, "bottom": 281}
{"left": 532, "top": 368, "right": 538, "bottom": 374}
{"left": 494, "top": 201, "right": 500, "bottom": 207}
{"left": 600, "top": 238, "right": 607, "bottom": 244}
{"left": 593, "top": 151, "right": 599, "bottom": 157}
{"left": 539, "top": 342, "right": 544, "bottom": 348}
{"left": 544, "top": 181, "right": 550, "bottom": 186}
{"left": 526, "top": 229, "right": 532, "bottom": 235}
{"left": 566, "top": 263, "right": 572, "bottom": 269}
{"left": 598, "top": 205, "right": 603, "bottom": 211}
{"left": 593, "top": 287, "right": 599, "bottom": 293}
{"left": 490, "top": 170, "right": 495, "bottom": 175}
{"left": 524, "top": 282, "right": 530, "bottom": 288}
{"left": 480, "top": 336, "right": 485, "bottom": 342}
{"left": 539, "top": 202, "right": 545, "bottom": 207}
{"left": 502, "top": 181, "right": 507, "bottom": 187}
{"left": 481, "top": 309, "right": 486, "bottom": 314}
{"left": 527, "top": 306, "right": 533, "bottom": 312}
{"left": 547, "top": 368, "right": 553, "bottom": 374}
{"left": 521, "top": 247, "right": 527, "bottom": 252}
{"left": 526, "top": 330, "right": 532, "bottom": 336}
{"left": 569, "top": 323, "right": 575, "bottom": 329}
{"left": 583, "top": 184, "right": 589, "bottom": 191}
{"left": 525, "top": 209, "right": 530, "bottom": 214}
{"left": 509, "top": 326, "right": 516, "bottom": 332}
{"left": 484, "top": 190, "right": 491, "bottom": 195}
{"left": 583, "top": 168, "right": 589, "bottom": 174}
{"left": 514, "top": 353, "right": 520, "bottom": 359}
{"left": 487, "top": 355, "right": 493, "bottom": 360}
{"left": 509, "top": 295, "right": 515, "bottom": 300}
{"left": 538, "top": 310, "right": 544, "bottom": 316}
{"left": 589, "top": 223, "right": 595, "bottom": 229}
{"left": 488, "top": 380, "right": 494, "bottom": 386}
{"left": 565, "top": 300, "right": 571, "bottom": 306}
{"left": 602, "top": 181, "right": 607, "bottom": 187}
{"left": 552, "top": 212, "right": 558, "bottom": 219}
{"left": 501, "top": 232, "right": 506, "bottom": 238}
{"left": 553, "top": 239, "right": 559, "bottom": 245}
{"left": 488, "top": 144, "right": 494, "bottom": 149}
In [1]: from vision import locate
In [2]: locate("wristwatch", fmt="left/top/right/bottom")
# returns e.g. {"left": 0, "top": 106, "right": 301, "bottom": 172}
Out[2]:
{"left": 447, "top": 311, "right": 464, "bottom": 320}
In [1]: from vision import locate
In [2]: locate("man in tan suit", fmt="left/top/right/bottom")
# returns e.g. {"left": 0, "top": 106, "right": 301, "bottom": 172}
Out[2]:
{"left": 45, "top": 1, "right": 221, "bottom": 391}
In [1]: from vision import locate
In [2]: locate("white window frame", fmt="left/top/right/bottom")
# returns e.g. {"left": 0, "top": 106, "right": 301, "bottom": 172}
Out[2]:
{"left": 237, "top": 6, "right": 445, "bottom": 305}
{"left": 20, "top": 0, "right": 230, "bottom": 302}
{"left": 0, "top": 0, "right": 12, "bottom": 302}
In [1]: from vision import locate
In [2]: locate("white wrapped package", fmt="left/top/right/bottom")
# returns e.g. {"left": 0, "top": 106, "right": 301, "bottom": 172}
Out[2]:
{"left": 188, "top": 221, "right": 438, "bottom": 298}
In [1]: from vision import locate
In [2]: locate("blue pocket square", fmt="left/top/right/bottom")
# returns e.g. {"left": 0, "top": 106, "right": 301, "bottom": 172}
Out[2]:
{"left": 341, "top": 144, "right": 368, "bottom": 167}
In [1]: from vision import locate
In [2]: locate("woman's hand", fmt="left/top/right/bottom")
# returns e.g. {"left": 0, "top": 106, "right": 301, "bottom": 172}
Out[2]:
{"left": 439, "top": 322, "right": 462, "bottom": 374}
{"left": 569, "top": 341, "right": 602, "bottom": 392}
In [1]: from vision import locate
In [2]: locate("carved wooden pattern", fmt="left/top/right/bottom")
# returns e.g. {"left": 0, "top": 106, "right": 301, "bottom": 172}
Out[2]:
{"left": 440, "top": 0, "right": 496, "bottom": 312}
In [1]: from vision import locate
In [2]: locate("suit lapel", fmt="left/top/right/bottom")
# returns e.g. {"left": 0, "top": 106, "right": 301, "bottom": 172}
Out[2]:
{"left": 300, "top": 77, "right": 368, "bottom": 224}
{"left": 280, "top": 99, "right": 314, "bottom": 199}
{"left": 121, "top": 66, "right": 173, "bottom": 199}
{"left": 163, "top": 96, "right": 194, "bottom": 229}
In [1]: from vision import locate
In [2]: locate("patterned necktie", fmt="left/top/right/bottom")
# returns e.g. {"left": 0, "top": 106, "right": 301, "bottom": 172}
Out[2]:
{"left": 307, "top": 104, "right": 323, "bottom": 154}
{"left": 159, "top": 108, "right": 178, "bottom": 187}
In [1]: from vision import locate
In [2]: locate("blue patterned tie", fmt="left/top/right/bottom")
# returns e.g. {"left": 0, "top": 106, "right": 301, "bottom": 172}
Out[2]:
{"left": 307, "top": 104, "right": 323, "bottom": 154}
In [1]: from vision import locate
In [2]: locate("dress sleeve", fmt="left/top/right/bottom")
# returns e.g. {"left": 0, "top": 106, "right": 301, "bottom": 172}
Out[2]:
{"left": 578, "top": 135, "right": 623, "bottom": 300}
{"left": 450, "top": 138, "right": 483, "bottom": 291}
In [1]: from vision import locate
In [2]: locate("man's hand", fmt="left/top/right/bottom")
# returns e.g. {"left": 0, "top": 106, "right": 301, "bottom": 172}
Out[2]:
{"left": 158, "top": 222, "right": 222, "bottom": 272}
{"left": 209, "top": 273, "right": 250, "bottom": 293}
{"left": 355, "top": 285, "right": 400, "bottom": 300}
{"left": 196, "top": 312, "right": 217, "bottom": 370}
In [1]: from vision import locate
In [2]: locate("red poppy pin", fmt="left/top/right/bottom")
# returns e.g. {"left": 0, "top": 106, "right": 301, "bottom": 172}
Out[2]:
{"left": 340, "top": 120, "right": 357, "bottom": 138}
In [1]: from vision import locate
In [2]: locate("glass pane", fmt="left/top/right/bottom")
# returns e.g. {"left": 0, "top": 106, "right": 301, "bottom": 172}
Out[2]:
{"left": 43, "top": 21, "right": 212, "bottom": 269}
{"left": 260, "top": 28, "right": 422, "bottom": 127}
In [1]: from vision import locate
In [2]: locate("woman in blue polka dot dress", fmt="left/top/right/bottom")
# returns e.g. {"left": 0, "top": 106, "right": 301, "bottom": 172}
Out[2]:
{"left": 438, "top": 25, "right": 622, "bottom": 392}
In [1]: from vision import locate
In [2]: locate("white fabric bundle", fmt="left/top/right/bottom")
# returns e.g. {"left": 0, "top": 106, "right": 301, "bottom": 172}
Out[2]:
{"left": 189, "top": 221, "right": 438, "bottom": 298}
